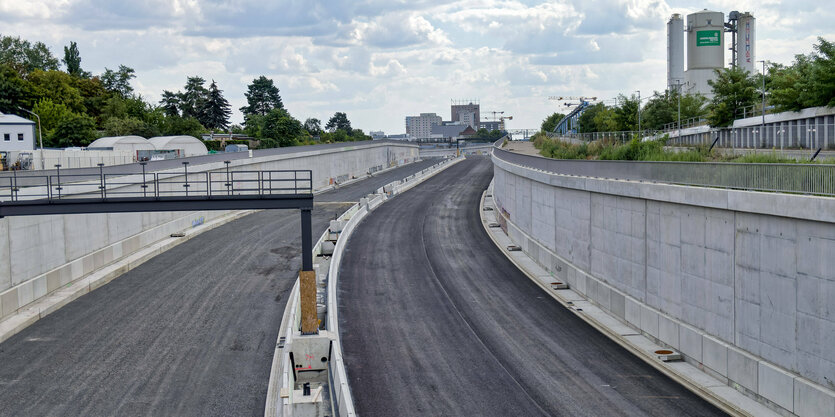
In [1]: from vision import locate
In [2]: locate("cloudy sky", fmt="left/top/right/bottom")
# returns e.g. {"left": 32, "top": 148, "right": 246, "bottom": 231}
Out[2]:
{"left": 1, "top": 0, "right": 832, "bottom": 133}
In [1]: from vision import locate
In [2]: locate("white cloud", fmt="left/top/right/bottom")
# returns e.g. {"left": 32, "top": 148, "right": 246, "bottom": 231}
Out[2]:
{"left": 0, "top": 0, "right": 832, "bottom": 133}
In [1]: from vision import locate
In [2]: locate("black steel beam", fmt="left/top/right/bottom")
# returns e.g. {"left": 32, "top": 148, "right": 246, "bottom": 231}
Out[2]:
{"left": 0, "top": 195, "right": 313, "bottom": 217}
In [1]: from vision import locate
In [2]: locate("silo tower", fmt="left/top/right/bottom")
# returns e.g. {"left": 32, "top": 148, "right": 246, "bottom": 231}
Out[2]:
{"left": 667, "top": 14, "right": 685, "bottom": 92}
{"left": 736, "top": 12, "right": 756, "bottom": 73}
{"left": 685, "top": 9, "right": 725, "bottom": 98}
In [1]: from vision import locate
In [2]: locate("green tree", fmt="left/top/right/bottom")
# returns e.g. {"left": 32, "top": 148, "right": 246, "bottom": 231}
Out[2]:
{"left": 541, "top": 112, "right": 566, "bottom": 132}
{"left": 303, "top": 117, "right": 322, "bottom": 136}
{"left": 27, "top": 70, "right": 86, "bottom": 113}
{"left": 240, "top": 76, "right": 283, "bottom": 116}
{"left": 159, "top": 90, "right": 180, "bottom": 117}
{"left": 262, "top": 108, "right": 303, "bottom": 147}
{"left": 325, "top": 112, "right": 351, "bottom": 133}
{"left": 769, "top": 37, "right": 835, "bottom": 112}
{"left": 101, "top": 65, "right": 136, "bottom": 97}
{"left": 614, "top": 94, "right": 640, "bottom": 131}
{"left": 161, "top": 115, "right": 205, "bottom": 137}
{"left": 0, "top": 63, "right": 32, "bottom": 113}
{"left": 31, "top": 98, "right": 75, "bottom": 133}
{"left": 179, "top": 76, "right": 208, "bottom": 120}
{"left": 51, "top": 113, "right": 96, "bottom": 147}
{"left": 577, "top": 103, "right": 605, "bottom": 132}
{"left": 62, "top": 41, "right": 90, "bottom": 78}
{"left": 200, "top": 80, "right": 231, "bottom": 130}
{"left": 0, "top": 34, "right": 59, "bottom": 75}
{"left": 707, "top": 66, "right": 758, "bottom": 127}
{"left": 593, "top": 105, "right": 619, "bottom": 132}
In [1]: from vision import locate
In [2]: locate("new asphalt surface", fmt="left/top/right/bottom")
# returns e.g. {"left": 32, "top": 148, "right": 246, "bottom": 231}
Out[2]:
{"left": 0, "top": 158, "right": 440, "bottom": 416}
{"left": 338, "top": 156, "right": 726, "bottom": 417}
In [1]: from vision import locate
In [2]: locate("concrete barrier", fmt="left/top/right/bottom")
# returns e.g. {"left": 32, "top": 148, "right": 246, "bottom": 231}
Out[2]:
{"left": 491, "top": 151, "right": 835, "bottom": 417}
{"left": 0, "top": 142, "right": 419, "bottom": 327}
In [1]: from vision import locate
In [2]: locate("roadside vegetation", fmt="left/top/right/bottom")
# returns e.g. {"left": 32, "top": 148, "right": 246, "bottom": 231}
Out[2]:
{"left": 0, "top": 34, "right": 370, "bottom": 149}
{"left": 531, "top": 132, "right": 835, "bottom": 164}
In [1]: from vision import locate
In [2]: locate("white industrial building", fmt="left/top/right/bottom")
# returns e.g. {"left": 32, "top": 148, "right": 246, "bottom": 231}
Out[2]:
{"left": 149, "top": 135, "right": 208, "bottom": 157}
{"left": 87, "top": 135, "right": 157, "bottom": 154}
{"left": 405, "top": 113, "right": 442, "bottom": 140}
{"left": 667, "top": 9, "right": 757, "bottom": 98}
{"left": 0, "top": 113, "right": 36, "bottom": 151}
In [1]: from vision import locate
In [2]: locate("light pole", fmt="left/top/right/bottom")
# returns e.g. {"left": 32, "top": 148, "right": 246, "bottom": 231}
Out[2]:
{"left": 17, "top": 107, "right": 45, "bottom": 170}
{"left": 675, "top": 81, "right": 682, "bottom": 141}
{"left": 635, "top": 90, "right": 641, "bottom": 138}
{"left": 757, "top": 60, "right": 767, "bottom": 148}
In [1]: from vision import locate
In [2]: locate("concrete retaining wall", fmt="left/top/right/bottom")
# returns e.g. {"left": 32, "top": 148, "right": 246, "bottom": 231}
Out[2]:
{"left": 0, "top": 142, "right": 418, "bottom": 322}
{"left": 492, "top": 153, "right": 835, "bottom": 417}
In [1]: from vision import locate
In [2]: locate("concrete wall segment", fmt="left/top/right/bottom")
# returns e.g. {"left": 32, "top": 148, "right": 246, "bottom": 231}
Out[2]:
{"left": 492, "top": 151, "right": 835, "bottom": 414}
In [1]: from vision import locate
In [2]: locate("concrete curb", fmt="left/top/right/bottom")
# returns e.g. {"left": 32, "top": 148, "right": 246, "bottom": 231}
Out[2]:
{"left": 478, "top": 182, "right": 779, "bottom": 417}
{"left": 0, "top": 209, "right": 254, "bottom": 344}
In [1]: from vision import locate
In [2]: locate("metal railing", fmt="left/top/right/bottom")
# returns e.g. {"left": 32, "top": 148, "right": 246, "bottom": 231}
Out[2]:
{"left": 493, "top": 145, "right": 835, "bottom": 197}
{"left": 1, "top": 165, "right": 313, "bottom": 203}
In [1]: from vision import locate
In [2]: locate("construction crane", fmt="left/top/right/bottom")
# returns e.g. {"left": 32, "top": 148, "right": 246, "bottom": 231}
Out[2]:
{"left": 485, "top": 111, "right": 505, "bottom": 121}
{"left": 499, "top": 115, "right": 513, "bottom": 131}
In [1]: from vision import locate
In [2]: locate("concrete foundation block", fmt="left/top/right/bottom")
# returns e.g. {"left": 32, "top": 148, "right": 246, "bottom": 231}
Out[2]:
{"left": 728, "top": 347, "right": 759, "bottom": 393}
{"left": 794, "top": 378, "right": 835, "bottom": 417}
{"left": 703, "top": 335, "right": 729, "bottom": 377}
{"left": 658, "top": 315, "right": 680, "bottom": 349}
{"left": 610, "top": 291, "right": 626, "bottom": 320}
{"left": 625, "top": 297, "right": 641, "bottom": 328}
{"left": 758, "top": 362, "right": 795, "bottom": 413}
{"left": 1, "top": 289, "right": 18, "bottom": 317}
{"left": 641, "top": 305, "right": 660, "bottom": 339}
{"left": 679, "top": 324, "right": 703, "bottom": 362}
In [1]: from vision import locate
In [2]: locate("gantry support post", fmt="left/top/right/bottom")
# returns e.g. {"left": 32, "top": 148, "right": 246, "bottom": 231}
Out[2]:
{"left": 299, "top": 207, "right": 318, "bottom": 335}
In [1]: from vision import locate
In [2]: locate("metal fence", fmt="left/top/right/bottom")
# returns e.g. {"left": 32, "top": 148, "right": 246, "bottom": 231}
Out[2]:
{"left": 493, "top": 146, "right": 835, "bottom": 197}
{"left": 1, "top": 165, "right": 313, "bottom": 203}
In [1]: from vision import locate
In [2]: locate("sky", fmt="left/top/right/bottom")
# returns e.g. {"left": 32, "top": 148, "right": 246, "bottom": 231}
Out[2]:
{"left": 0, "top": 0, "right": 833, "bottom": 134}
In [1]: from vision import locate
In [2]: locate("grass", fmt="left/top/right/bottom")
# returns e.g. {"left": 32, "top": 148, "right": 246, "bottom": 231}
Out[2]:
{"left": 531, "top": 132, "right": 835, "bottom": 164}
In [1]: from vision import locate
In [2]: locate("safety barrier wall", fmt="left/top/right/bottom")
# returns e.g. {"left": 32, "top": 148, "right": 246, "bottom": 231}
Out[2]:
{"left": 491, "top": 150, "right": 835, "bottom": 417}
{"left": 0, "top": 142, "right": 419, "bottom": 324}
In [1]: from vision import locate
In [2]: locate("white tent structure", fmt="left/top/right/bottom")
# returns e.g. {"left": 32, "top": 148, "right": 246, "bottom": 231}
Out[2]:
{"left": 87, "top": 136, "right": 155, "bottom": 153}
{"left": 148, "top": 136, "right": 208, "bottom": 157}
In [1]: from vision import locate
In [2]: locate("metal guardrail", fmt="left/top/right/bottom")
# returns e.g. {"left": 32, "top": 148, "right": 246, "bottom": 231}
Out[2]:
{"left": 493, "top": 145, "right": 835, "bottom": 197}
{"left": 1, "top": 164, "right": 313, "bottom": 203}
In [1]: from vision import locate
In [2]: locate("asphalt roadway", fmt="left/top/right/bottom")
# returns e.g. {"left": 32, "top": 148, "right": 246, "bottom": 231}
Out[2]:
{"left": 338, "top": 157, "right": 726, "bottom": 417}
{"left": 0, "top": 158, "right": 440, "bottom": 417}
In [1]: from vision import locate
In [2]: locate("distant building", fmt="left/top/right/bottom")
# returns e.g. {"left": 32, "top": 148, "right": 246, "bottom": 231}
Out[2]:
{"left": 480, "top": 121, "right": 501, "bottom": 131}
{"left": 369, "top": 131, "right": 385, "bottom": 139}
{"left": 431, "top": 124, "right": 477, "bottom": 140}
{"left": 451, "top": 100, "right": 480, "bottom": 130}
{"left": 386, "top": 134, "right": 410, "bottom": 140}
{"left": 405, "top": 113, "right": 442, "bottom": 139}
{"left": 0, "top": 112, "right": 36, "bottom": 152}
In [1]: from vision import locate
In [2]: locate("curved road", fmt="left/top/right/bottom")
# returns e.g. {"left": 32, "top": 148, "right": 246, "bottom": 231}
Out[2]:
{"left": 338, "top": 157, "right": 725, "bottom": 416}
{"left": 0, "top": 158, "right": 439, "bottom": 416}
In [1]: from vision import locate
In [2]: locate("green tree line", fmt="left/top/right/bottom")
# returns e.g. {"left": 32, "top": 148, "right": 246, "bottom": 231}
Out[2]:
{"left": 0, "top": 34, "right": 369, "bottom": 148}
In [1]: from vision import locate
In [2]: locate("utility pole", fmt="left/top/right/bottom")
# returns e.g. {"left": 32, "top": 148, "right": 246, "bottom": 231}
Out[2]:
{"left": 675, "top": 81, "right": 682, "bottom": 141}
{"left": 758, "top": 60, "right": 767, "bottom": 148}
{"left": 18, "top": 107, "right": 45, "bottom": 170}
{"left": 635, "top": 90, "right": 641, "bottom": 138}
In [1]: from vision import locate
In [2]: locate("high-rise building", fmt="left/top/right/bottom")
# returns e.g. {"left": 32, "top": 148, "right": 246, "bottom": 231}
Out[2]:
{"left": 405, "top": 113, "right": 442, "bottom": 140}
{"left": 451, "top": 100, "right": 480, "bottom": 129}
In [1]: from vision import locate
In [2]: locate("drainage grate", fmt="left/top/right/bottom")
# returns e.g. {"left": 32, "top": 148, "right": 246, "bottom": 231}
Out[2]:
{"left": 170, "top": 232, "right": 186, "bottom": 238}
{"left": 507, "top": 245, "right": 521, "bottom": 251}
{"left": 488, "top": 223, "right": 501, "bottom": 228}
{"left": 654, "top": 349, "right": 682, "bottom": 362}
{"left": 550, "top": 281, "right": 569, "bottom": 290}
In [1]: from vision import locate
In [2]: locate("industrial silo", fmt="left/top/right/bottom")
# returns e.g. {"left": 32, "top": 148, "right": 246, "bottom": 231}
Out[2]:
{"left": 736, "top": 12, "right": 756, "bottom": 73}
{"left": 667, "top": 14, "right": 685, "bottom": 92}
{"left": 685, "top": 9, "right": 724, "bottom": 98}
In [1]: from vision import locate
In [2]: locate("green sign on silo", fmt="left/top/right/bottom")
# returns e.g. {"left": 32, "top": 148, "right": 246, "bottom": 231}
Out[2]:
{"left": 696, "top": 30, "right": 720, "bottom": 46}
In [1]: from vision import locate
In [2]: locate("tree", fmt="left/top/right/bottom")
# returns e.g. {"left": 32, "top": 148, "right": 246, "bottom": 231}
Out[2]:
{"left": 614, "top": 94, "right": 640, "bottom": 131}
{"left": 101, "top": 65, "right": 136, "bottom": 97}
{"left": 179, "top": 76, "right": 208, "bottom": 120}
{"left": 0, "top": 63, "right": 31, "bottom": 113}
{"left": 161, "top": 115, "right": 205, "bottom": 137}
{"left": 541, "top": 112, "right": 566, "bottom": 132}
{"left": 578, "top": 103, "right": 605, "bottom": 132}
{"left": 31, "top": 98, "right": 75, "bottom": 133}
{"left": 62, "top": 41, "right": 90, "bottom": 78}
{"left": 200, "top": 80, "right": 231, "bottom": 130}
{"left": 707, "top": 66, "right": 758, "bottom": 127}
{"left": 159, "top": 90, "right": 180, "bottom": 117}
{"left": 240, "top": 76, "right": 283, "bottom": 116}
{"left": 27, "top": 70, "right": 86, "bottom": 113}
{"left": 769, "top": 37, "right": 835, "bottom": 112}
{"left": 51, "top": 113, "right": 96, "bottom": 147}
{"left": 0, "top": 34, "right": 59, "bottom": 75}
{"left": 303, "top": 118, "right": 322, "bottom": 136}
{"left": 325, "top": 112, "right": 351, "bottom": 133}
{"left": 262, "top": 108, "right": 303, "bottom": 147}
